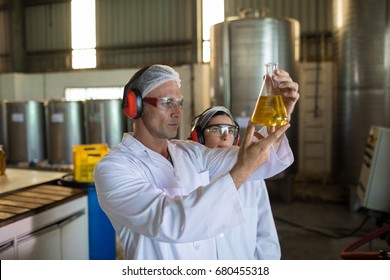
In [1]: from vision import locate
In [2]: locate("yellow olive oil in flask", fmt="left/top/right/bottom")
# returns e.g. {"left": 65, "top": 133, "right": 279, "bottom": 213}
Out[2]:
{"left": 251, "top": 62, "right": 288, "bottom": 126}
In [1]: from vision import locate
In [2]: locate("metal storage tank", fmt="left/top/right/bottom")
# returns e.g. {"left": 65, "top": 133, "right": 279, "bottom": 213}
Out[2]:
{"left": 5, "top": 101, "right": 46, "bottom": 163}
{"left": 332, "top": 0, "right": 390, "bottom": 189}
{"left": 210, "top": 12, "right": 300, "bottom": 116}
{"left": 209, "top": 11, "right": 300, "bottom": 202}
{"left": 46, "top": 100, "right": 84, "bottom": 164}
{"left": 84, "top": 99, "right": 125, "bottom": 148}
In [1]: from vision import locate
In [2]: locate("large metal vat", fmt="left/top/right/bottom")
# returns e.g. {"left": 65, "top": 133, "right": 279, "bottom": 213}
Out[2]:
{"left": 332, "top": 0, "right": 390, "bottom": 189}
{"left": 5, "top": 101, "right": 46, "bottom": 163}
{"left": 210, "top": 13, "right": 300, "bottom": 116}
{"left": 210, "top": 12, "right": 300, "bottom": 201}
{"left": 46, "top": 100, "right": 84, "bottom": 164}
{"left": 84, "top": 99, "right": 125, "bottom": 148}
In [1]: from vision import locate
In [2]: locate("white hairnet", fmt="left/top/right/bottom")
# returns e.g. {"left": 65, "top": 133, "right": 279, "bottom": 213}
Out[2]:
{"left": 133, "top": 64, "right": 181, "bottom": 98}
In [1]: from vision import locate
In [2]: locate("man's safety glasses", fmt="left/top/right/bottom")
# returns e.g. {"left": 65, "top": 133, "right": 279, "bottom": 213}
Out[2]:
{"left": 143, "top": 97, "right": 184, "bottom": 111}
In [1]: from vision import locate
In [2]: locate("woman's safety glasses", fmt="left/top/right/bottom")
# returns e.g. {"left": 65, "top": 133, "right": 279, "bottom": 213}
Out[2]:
{"left": 204, "top": 124, "right": 238, "bottom": 137}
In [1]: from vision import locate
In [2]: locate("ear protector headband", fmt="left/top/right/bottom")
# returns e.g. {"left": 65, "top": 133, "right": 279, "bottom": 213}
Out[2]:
{"left": 189, "top": 109, "right": 240, "bottom": 146}
{"left": 122, "top": 66, "right": 151, "bottom": 119}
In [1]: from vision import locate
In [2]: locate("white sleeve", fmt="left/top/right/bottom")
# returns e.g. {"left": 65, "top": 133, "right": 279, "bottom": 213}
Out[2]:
{"left": 245, "top": 127, "right": 294, "bottom": 180}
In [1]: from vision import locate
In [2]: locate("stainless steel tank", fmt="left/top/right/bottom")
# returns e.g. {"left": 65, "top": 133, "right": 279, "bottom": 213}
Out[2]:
{"left": 332, "top": 0, "right": 390, "bottom": 188}
{"left": 46, "top": 100, "right": 84, "bottom": 164}
{"left": 210, "top": 11, "right": 300, "bottom": 202}
{"left": 210, "top": 13, "right": 300, "bottom": 117}
{"left": 5, "top": 101, "right": 46, "bottom": 163}
{"left": 84, "top": 99, "right": 125, "bottom": 148}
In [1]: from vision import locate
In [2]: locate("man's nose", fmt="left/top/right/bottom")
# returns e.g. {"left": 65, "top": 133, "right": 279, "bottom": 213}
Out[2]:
{"left": 171, "top": 104, "right": 182, "bottom": 116}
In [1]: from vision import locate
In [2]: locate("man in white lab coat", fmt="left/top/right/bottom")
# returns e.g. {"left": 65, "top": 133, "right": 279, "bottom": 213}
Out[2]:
{"left": 93, "top": 64, "right": 299, "bottom": 259}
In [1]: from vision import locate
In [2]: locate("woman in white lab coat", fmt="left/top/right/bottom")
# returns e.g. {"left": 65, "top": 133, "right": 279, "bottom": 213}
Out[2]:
{"left": 93, "top": 64, "right": 299, "bottom": 259}
{"left": 188, "top": 106, "right": 282, "bottom": 259}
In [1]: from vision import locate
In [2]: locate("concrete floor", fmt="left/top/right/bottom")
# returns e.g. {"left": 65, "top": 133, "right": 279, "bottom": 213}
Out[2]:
{"left": 115, "top": 180, "right": 390, "bottom": 260}
{"left": 268, "top": 180, "right": 390, "bottom": 260}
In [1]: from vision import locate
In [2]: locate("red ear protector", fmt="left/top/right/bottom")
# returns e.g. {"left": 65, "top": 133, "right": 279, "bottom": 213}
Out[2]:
{"left": 189, "top": 110, "right": 240, "bottom": 146}
{"left": 190, "top": 125, "right": 206, "bottom": 144}
{"left": 122, "top": 66, "right": 151, "bottom": 119}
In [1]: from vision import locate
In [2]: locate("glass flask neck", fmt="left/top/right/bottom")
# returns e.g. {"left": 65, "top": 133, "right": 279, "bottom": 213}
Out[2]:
{"left": 263, "top": 62, "right": 278, "bottom": 95}
{"left": 264, "top": 62, "right": 278, "bottom": 77}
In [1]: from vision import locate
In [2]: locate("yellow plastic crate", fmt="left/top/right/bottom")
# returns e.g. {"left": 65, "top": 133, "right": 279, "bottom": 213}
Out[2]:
{"left": 72, "top": 144, "right": 110, "bottom": 182}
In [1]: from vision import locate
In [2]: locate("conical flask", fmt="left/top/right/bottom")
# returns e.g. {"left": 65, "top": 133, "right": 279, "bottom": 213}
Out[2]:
{"left": 251, "top": 62, "right": 288, "bottom": 126}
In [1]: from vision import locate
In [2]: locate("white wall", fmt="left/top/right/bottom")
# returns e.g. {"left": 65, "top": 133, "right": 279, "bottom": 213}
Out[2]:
{"left": 0, "top": 73, "right": 45, "bottom": 101}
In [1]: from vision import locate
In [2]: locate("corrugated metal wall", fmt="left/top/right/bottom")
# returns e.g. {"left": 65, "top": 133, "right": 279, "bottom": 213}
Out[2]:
{"left": 0, "top": 0, "right": 333, "bottom": 73}
{"left": 96, "top": 0, "right": 196, "bottom": 68}
{"left": 25, "top": 1, "right": 72, "bottom": 71}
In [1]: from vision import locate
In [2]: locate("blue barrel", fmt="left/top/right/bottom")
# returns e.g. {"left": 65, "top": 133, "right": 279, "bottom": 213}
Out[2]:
{"left": 59, "top": 174, "right": 116, "bottom": 260}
